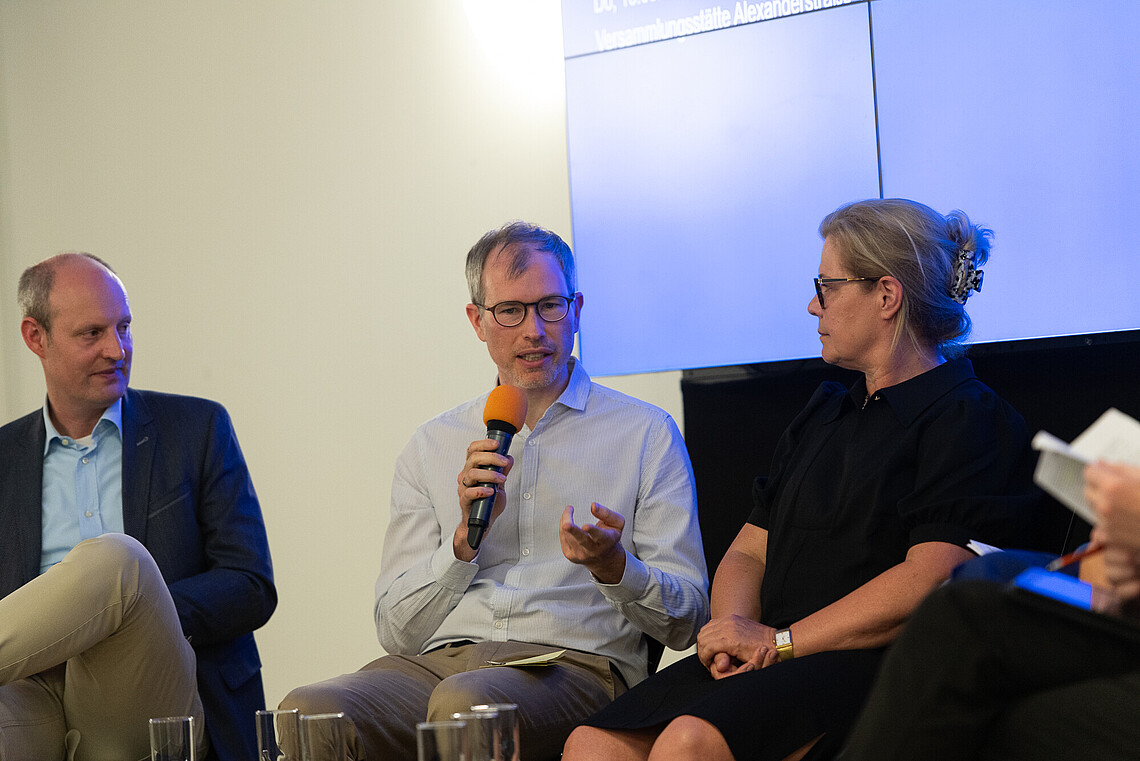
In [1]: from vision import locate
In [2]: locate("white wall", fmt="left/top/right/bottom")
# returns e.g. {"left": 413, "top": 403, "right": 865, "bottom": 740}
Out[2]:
{"left": 0, "top": 0, "right": 686, "bottom": 708}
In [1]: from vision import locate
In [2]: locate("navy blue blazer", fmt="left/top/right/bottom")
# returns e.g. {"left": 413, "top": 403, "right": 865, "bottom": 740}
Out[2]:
{"left": 0, "top": 388, "right": 277, "bottom": 761}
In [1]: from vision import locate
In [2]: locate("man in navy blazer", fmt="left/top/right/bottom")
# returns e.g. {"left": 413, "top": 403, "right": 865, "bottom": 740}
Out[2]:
{"left": 0, "top": 253, "right": 276, "bottom": 761}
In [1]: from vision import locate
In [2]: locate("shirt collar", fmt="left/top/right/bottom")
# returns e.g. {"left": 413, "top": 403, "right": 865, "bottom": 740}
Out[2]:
{"left": 848, "top": 358, "right": 976, "bottom": 427}
{"left": 553, "top": 356, "right": 591, "bottom": 413}
{"left": 42, "top": 397, "right": 124, "bottom": 454}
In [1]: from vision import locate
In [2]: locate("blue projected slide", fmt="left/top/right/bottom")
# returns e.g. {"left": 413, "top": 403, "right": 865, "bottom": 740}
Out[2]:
{"left": 874, "top": 0, "right": 1140, "bottom": 346}
{"left": 563, "top": 0, "right": 1140, "bottom": 375}
{"left": 566, "top": 3, "right": 878, "bottom": 374}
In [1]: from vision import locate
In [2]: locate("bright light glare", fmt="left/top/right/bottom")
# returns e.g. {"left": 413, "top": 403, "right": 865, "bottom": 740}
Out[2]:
{"left": 463, "top": 0, "right": 566, "bottom": 102}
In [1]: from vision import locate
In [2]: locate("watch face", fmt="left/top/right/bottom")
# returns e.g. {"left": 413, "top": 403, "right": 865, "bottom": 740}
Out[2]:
{"left": 776, "top": 630, "right": 791, "bottom": 647}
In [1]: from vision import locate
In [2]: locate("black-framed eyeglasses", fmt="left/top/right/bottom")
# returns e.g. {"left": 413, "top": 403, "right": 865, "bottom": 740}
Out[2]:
{"left": 474, "top": 294, "right": 577, "bottom": 328}
{"left": 813, "top": 277, "right": 882, "bottom": 309}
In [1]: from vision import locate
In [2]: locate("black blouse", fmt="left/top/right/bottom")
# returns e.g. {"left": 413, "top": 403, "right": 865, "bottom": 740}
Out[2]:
{"left": 749, "top": 358, "right": 1038, "bottom": 629}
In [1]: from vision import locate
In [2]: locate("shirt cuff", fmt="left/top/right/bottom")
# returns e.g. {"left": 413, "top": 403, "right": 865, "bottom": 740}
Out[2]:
{"left": 595, "top": 549, "right": 650, "bottom": 603}
{"left": 431, "top": 541, "right": 479, "bottom": 591}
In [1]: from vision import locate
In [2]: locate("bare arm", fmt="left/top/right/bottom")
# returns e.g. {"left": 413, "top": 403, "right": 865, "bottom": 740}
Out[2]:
{"left": 790, "top": 540, "right": 973, "bottom": 657}
{"left": 710, "top": 523, "right": 767, "bottom": 621}
{"left": 697, "top": 535, "right": 971, "bottom": 677}
{"left": 697, "top": 524, "right": 771, "bottom": 678}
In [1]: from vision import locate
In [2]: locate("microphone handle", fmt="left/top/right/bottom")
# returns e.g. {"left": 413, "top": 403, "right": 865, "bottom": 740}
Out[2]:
{"left": 466, "top": 427, "right": 515, "bottom": 550}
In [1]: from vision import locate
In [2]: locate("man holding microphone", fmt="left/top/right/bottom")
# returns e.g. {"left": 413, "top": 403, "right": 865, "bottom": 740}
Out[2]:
{"left": 282, "top": 221, "right": 709, "bottom": 760}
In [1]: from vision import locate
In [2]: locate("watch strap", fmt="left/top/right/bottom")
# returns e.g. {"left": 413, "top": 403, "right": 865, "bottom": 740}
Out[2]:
{"left": 775, "top": 627, "right": 794, "bottom": 661}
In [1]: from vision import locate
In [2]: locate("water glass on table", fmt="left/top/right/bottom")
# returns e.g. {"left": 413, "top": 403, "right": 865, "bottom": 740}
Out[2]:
{"left": 450, "top": 710, "right": 500, "bottom": 761}
{"left": 471, "top": 703, "right": 520, "bottom": 761}
{"left": 149, "top": 715, "right": 195, "bottom": 761}
{"left": 299, "top": 712, "right": 348, "bottom": 761}
{"left": 417, "top": 719, "right": 470, "bottom": 761}
{"left": 257, "top": 708, "right": 301, "bottom": 761}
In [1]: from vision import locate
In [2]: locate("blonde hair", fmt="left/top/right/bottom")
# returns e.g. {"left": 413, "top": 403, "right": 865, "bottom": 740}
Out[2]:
{"left": 819, "top": 199, "right": 991, "bottom": 359}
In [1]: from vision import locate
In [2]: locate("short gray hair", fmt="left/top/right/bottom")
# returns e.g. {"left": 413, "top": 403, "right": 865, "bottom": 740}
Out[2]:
{"left": 465, "top": 221, "right": 576, "bottom": 306}
{"left": 17, "top": 252, "right": 118, "bottom": 333}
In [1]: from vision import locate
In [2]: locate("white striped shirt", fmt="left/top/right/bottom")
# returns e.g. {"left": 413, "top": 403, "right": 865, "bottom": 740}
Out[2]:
{"left": 374, "top": 359, "right": 709, "bottom": 685}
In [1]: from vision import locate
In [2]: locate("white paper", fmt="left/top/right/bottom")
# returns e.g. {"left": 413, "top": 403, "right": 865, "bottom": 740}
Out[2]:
{"left": 1070, "top": 409, "right": 1140, "bottom": 463}
{"left": 1031, "top": 408, "right": 1140, "bottom": 525}
{"left": 966, "top": 539, "right": 1003, "bottom": 556}
{"left": 482, "top": 650, "right": 566, "bottom": 668}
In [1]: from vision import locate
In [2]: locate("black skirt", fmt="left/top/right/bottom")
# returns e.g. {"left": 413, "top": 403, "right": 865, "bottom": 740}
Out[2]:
{"left": 581, "top": 650, "right": 884, "bottom": 761}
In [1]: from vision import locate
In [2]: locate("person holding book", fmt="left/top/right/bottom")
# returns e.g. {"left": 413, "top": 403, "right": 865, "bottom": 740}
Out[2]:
{"left": 840, "top": 460, "right": 1140, "bottom": 760}
{"left": 562, "top": 198, "right": 1040, "bottom": 761}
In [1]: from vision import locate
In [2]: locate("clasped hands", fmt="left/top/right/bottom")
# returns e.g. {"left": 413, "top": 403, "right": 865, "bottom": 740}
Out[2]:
{"left": 454, "top": 437, "right": 627, "bottom": 582}
{"left": 697, "top": 614, "right": 781, "bottom": 680}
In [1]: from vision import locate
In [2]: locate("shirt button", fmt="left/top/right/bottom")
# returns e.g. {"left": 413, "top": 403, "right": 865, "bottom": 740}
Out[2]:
{"left": 522, "top": 548, "right": 531, "bottom": 556}
{"left": 527, "top": 439, "right": 535, "bottom": 447}
{"left": 62, "top": 438, "right": 71, "bottom": 446}
{"left": 523, "top": 492, "right": 532, "bottom": 500}
{"left": 85, "top": 511, "right": 94, "bottom": 518}
{"left": 494, "top": 620, "right": 505, "bottom": 629}
{"left": 82, "top": 457, "right": 90, "bottom": 464}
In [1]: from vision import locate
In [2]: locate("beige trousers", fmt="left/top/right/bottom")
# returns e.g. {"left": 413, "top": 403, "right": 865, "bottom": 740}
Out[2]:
{"left": 282, "top": 640, "right": 624, "bottom": 760}
{"left": 0, "top": 534, "right": 204, "bottom": 761}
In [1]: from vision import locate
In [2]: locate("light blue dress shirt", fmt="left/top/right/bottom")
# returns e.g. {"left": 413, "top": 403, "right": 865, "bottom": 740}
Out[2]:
{"left": 39, "top": 399, "right": 125, "bottom": 573}
{"left": 374, "top": 359, "right": 710, "bottom": 686}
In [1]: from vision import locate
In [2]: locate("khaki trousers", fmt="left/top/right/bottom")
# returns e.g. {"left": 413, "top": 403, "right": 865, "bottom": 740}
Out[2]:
{"left": 282, "top": 640, "right": 624, "bottom": 760}
{"left": 0, "top": 534, "right": 204, "bottom": 761}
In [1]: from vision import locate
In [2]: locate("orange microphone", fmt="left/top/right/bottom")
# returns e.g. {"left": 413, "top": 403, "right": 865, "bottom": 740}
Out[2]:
{"left": 467, "top": 385, "right": 528, "bottom": 550}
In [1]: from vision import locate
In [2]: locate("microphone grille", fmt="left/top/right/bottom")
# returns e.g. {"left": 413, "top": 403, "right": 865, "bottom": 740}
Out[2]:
{"left": 483, "top": 384, "right": 528, "bottom": 430}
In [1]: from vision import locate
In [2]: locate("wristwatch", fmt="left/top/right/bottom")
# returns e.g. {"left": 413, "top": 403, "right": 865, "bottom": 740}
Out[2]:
{"left": 774, "top": 627, "right": 794, "bottom": 661}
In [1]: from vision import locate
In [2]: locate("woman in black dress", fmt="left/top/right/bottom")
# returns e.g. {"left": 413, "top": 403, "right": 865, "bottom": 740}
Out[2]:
{"left": 562, "top": 198, "right": 1040, "bottom": 761}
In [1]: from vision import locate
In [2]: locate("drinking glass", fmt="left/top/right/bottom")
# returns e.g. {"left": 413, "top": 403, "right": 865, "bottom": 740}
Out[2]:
{"left": 470, "top": 703, "right": 520, "bottom": 761}
{"left": 299, "top": 712, "right": 347, "bottom": 761}
{"left": 451, "top": 710, "right": 498, "bottom": 761}
{"left": 257, "top": 708, "right": 301, "bottom": 761}
{"left": 149, "top": 716, "right": 195, "bottom": 761}
{"left": 417, "top": 719, "right": 469, "bottom": 761}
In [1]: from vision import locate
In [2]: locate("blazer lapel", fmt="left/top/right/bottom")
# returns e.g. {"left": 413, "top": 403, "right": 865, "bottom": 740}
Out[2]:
{"left": 121, "top": 389, "right": 155, "bottom": 543}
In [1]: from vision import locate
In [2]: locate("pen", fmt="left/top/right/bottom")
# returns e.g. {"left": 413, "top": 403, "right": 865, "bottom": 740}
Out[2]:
{"left": 1046, "top": 544, "right": 1104, "bottom": 572}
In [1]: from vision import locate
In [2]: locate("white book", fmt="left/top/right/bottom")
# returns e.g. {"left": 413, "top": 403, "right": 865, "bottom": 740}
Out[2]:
{"left": 966, "top": 539, "right": 1003, "bottom": 556}
{"left": 1031, "top": 408, "right": 1140, "bottom": 525}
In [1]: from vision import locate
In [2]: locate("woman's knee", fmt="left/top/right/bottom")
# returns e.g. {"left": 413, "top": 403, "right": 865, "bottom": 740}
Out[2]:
{"left": 564, "top": 725, "right": 654, "bottom": 761}
{"left": 652, "top": 715, "right": 733, "bottom": 761}
{"left": 563, "top": 726, "right": 605, "bottom": 759}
